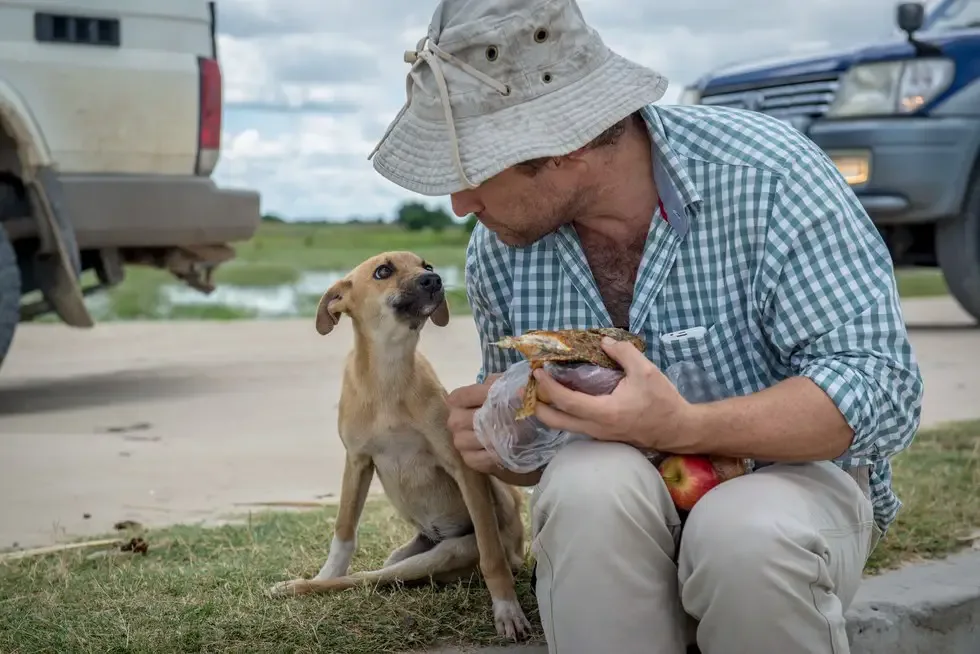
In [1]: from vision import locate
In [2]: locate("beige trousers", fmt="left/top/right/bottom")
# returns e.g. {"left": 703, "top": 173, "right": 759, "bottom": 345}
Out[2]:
{"left": 529, "top": 439, "right": 880, "bottom": 654}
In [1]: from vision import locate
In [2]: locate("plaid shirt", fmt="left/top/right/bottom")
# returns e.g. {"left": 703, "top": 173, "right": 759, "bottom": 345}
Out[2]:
{"left": 464, "top": 103, "right": 924, "bottom": 533}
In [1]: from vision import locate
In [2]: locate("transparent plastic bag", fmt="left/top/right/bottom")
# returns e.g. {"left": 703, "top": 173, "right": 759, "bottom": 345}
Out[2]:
{"left": 472, "top": 358, "right": 743, "bottom": 474}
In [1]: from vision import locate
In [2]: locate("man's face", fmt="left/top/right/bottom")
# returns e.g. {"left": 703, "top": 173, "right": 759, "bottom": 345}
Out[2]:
{"left": 450, "top": 157, "right": 594, "bottom": 247}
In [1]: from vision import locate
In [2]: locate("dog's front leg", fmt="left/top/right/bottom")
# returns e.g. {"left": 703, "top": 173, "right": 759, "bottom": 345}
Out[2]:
{"left": 316, "top": 452, "right": 374, "bottom": 579}
{"left": 454, "top": 465, "right": 531, "bottom": 640}
{"left": 269, "top": 453, "right": 374, "bottom": 598}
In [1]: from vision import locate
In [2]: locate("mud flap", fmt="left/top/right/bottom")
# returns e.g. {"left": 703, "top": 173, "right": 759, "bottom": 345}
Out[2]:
{"left": 28, "top": 166, "right": 93, "bottom": 328}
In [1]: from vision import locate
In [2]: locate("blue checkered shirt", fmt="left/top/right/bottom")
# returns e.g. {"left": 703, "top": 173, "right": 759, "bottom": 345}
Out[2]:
{"left": 464, "top": 103, "right": 924, "bottom": 533}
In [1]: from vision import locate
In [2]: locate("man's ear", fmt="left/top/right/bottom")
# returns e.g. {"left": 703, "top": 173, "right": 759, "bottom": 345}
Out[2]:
{"left": 315, "top": 280, "right": 351, "bottom": 335}
{"left": 430, "top": 295, "right": 450, "bottom": 327}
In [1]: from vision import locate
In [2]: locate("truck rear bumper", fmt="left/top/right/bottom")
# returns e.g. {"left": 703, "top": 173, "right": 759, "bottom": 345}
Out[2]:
{"left": 57, "top": 174, "right": 261, "bottom": 249}
{"left": 807, "top": 116, "right": 980, "bottom": 225}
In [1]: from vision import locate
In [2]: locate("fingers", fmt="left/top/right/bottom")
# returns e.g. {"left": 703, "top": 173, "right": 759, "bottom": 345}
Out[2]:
{"left": 452, "top": 425, "right": 482, "bottom": 452}
{"left": 447, "top": 385, "right": 487, "bottom": 409}
{"left": 447, "top": 405, "right": 476, "bottom": 433}
{"left": 446, "top": 373, "right": 502, "bottom": 409}
{"left": 532, "top": 368, "right": 607, "bottom": 421}
{"left": 453, "top": 427, "right": 502, "bottom": 474}
{"left": 533, "top": 400, "right": 597, "bottom": 437}
{"left": 600, "top": 336, "right": 649, "bottom": 376}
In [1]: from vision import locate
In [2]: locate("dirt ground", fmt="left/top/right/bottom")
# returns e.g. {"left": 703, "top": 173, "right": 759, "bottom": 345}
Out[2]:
{"left": 1, "top": 296, "right": 977, "bottom": 550}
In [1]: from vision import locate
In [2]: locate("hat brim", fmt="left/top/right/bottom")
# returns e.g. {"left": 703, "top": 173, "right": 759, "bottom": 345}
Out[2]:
{"left": 370, "top": 51, "right": 669, "bottom": 197}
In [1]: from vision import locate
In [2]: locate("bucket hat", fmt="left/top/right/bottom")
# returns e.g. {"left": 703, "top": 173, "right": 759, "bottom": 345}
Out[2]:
{"left": 367, "top": 0, "right": 669, "bottom": 196}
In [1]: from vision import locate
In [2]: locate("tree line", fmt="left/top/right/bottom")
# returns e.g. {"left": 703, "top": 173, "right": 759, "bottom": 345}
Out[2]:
{"left": 261, "top": 201, "right": 479, "bottom": 233}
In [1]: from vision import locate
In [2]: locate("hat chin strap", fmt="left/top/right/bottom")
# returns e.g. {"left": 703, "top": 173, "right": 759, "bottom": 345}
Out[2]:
{"left": 368, "top": 36, "right": 512, "bottom": 190}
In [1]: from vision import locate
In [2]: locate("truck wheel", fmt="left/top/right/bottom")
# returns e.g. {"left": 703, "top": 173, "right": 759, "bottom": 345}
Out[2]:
{"left": 936, "top": 172, "right": 980, "bottom": 324}
{"left": 0, "top": 223, "right": 21, "bottom": 370}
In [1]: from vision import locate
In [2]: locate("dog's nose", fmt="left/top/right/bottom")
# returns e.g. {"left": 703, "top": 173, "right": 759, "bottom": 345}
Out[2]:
{"left": 417, "top": 271, "right": 443, "bottom": 292}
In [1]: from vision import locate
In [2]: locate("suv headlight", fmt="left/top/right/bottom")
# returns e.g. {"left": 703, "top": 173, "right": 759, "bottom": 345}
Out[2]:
{"left": 827, "top": 58, "right": 955, "bottom": 117}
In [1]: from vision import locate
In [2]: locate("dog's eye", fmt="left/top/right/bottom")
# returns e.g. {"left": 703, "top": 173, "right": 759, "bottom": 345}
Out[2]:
{"left": 373, "top": 264, "right": 393, "bottom": 280}
{"left": 422, "top": 263, "right": 434, "bottom": 272}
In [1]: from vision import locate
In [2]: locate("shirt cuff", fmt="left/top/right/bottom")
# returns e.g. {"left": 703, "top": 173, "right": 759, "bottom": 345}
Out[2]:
{"left": 799, "top": 357, "right": 880, "bottom": 465}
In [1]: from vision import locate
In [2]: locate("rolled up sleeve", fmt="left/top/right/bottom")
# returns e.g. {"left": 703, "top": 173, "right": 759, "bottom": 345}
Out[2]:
{"left": 758, "top": 151, "right": 924, "bottom": 467}
{"left": 465, "top": 224, "right": 519, "bottom": 384}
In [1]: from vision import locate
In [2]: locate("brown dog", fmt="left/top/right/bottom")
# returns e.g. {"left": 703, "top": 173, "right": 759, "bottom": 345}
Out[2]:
{"left": 268, "top": 251, "right": 530, "bottom": 640}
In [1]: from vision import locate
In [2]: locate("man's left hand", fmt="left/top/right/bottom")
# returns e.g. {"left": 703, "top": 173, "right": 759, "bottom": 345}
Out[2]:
{"left": 532, "top": 336, "right": 696, "bottom": 452}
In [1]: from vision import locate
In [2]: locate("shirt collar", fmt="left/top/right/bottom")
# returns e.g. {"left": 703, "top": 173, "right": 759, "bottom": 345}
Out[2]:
{"left": 640, "top": 105, "right": 703, "bottom": 239}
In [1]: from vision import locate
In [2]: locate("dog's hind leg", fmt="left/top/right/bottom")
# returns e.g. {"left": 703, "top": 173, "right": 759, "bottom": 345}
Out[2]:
{"left": 268, "top": 534, "right": 480, "bottom": 597}
{"left": 383, "top": 532, "right": 436, "bottom": 567}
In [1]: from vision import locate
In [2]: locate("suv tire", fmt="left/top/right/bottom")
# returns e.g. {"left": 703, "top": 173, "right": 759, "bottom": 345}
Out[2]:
{"left": 0, "top": 222, "right": 21, "bottom": 371}
{"left": 936, "top": 172, "right": 980, "bottom": 324}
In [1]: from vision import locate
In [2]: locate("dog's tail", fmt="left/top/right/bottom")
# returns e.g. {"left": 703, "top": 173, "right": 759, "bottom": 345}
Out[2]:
{"left": 276, "top": 534, "right": 479, "bottom": 596}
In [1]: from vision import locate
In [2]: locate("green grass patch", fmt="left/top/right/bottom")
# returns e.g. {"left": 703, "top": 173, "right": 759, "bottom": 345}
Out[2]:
{"left": 213, "top": 262, "right": 300, "bottom": 287}
{"left": 895, "top": 267, "right": 950, "bottom": 298}
{"left": 865, "top": 418, "right": 980, "bottom": 573}
{"left": 233, "top": 222, "right": 471, "bottom": 271}
{"left": 1, "top": 421, "right": 976, "bottom": 652}
{"left": 0, "top": 499, "right": 541, "bottom": 654}
{"left": 445, "top": 287, "right": 472, "bottom": 317}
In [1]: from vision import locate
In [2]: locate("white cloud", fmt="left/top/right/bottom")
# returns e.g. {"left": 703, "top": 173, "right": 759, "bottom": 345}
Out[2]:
{"left": 211, "top": 0, "right": 907, "bottom": 221}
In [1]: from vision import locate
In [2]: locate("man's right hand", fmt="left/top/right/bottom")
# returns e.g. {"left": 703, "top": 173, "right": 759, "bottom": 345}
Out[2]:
{"left": 447, "top": 373, "right": 543, "bottom": 487}
{"left": 447, "top": 373, "right": 503, "bottom": 475}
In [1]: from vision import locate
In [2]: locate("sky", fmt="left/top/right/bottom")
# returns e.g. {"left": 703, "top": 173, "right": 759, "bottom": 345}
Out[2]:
{"left": 210, "top": 0, "right": 908, "bottom": 222}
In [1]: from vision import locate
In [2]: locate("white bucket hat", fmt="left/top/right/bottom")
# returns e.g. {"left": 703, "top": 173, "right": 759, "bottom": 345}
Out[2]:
{"left": 367, "top": 0, "right": 669, "bottom": 197}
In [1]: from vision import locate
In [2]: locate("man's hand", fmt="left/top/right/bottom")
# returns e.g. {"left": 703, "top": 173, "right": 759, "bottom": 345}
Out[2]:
{"left": 532, "top": 336, "right": 695, "bottom": 452}
{"left": 447, "top": 373, "right": 543, "bottom": 487}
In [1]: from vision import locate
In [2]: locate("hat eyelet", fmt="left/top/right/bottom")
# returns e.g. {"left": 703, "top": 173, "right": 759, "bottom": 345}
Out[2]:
{"left": 542, "top": 72, "right": 553, "bottom": 84}
{"left": 534, "top": 28, "right": 549, "bottom": 43}
{"left": 501, "top": 84, "right": 511, "bottom": 96}
{"left": 485, "top": 45, "right": 499, "bottom": 61}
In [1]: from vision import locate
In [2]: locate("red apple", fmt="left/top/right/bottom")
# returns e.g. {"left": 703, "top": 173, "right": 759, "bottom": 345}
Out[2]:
{"left": 658, "top": 454, "right": 722, "bottom": 511}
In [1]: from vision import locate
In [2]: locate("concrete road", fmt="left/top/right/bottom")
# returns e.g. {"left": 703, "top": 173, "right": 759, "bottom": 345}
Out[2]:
{"left": 0, "top": 297, "right": 977, "bottom": 550}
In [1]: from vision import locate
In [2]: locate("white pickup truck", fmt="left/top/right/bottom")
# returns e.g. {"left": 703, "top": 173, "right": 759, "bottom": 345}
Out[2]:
{"left": 0, "top": 0, "right": 261, "bottom": 368}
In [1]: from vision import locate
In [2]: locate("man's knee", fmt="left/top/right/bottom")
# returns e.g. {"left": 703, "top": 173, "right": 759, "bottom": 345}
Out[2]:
{"left": 677, "top": 464, "right": 867, "bottom": 618}
{"left": 529, "top": 440, "right": 691, "bottom": 654}
{"left": 533, "top": 439, "right": 678, "bottom": 531}
{"left": 680, "top": 487, "right": 799, "bottom": 591}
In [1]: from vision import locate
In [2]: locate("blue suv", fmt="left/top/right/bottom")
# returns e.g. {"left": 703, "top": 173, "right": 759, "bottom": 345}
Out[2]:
{"left": 680, "top": 0, "right": 980, "bottom": 322}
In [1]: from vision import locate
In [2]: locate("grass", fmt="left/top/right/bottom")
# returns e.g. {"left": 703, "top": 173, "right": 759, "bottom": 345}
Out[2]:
{"left": 1, "top": 420, "right": 977, "bottom": 653}
{"left": 864, "top": 418, "right": 980, "bottom": 573}
{"left": 894, "top": 267, "right": 950, "bottom": 299}
{"left": 0, "top": 499, "right": 541, "bottom": 654}
{"left": 232, "top": 222, "right": 470, "bottom": 271}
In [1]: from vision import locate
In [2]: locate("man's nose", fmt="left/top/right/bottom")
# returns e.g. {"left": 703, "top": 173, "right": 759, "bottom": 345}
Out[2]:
{"left": 450, "top": 189, "right": 483, "bottom": 218}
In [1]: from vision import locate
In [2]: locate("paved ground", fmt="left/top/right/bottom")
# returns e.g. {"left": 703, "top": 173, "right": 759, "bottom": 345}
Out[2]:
{"left": 0, "top": 296, "right": 977, "bottom": 550}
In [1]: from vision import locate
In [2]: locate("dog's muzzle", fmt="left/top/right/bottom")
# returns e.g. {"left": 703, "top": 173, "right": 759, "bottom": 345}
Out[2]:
{"left": 392, "top": 271, "right": 444, "bottom": 322}
{"left": 416, "top": 271, "right": 443, "bottom": 295}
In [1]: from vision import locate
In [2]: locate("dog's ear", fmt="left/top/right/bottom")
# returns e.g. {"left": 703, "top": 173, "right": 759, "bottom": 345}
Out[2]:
{"left": 430, "top": 295, "right": 450, "bottom": 327}
{"left": 315, "top": 280, "right": 351, "bottom": 335}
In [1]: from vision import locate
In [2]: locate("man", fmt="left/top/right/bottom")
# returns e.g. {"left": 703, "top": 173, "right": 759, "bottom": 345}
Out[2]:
{"left": 367, "top": 0, "right": 924, "bottom": 652}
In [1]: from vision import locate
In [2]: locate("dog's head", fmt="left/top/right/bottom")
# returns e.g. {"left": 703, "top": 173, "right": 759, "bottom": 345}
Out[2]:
{"left": 314, "top": 251, "right": 450, "bottom": 336}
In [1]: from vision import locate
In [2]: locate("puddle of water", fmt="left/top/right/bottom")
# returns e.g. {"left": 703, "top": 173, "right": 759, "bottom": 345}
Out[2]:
{"left": 159, "top": 265, "right": 464, "bottom": 318}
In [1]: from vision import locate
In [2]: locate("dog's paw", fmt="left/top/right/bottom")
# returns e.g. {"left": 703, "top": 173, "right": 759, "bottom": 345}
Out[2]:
{"left": 267, "top": 578, "right": 310, "bottom": 598}
{"left": 493, "top": 598, "right": 532, "bottom": 641}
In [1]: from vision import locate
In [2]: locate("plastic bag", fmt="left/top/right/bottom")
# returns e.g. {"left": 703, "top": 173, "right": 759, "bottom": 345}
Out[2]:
{"left": 472, "top": 358, "right": 742, "bottom": 474}
{"left": 472, "top": 360, "right": 625, "bottom": 473}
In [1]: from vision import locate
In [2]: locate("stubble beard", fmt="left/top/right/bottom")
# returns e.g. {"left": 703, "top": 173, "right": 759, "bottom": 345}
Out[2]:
{"left": 501, "top": 185, "right": 595, "bottom": 247}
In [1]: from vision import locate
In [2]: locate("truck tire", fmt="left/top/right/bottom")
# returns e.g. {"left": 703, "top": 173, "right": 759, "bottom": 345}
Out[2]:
{"left": 0, "top": 223, "right": 21, "bottom": 370}
{"left": 936, "top": 172, "right": 980, "bottom": 323}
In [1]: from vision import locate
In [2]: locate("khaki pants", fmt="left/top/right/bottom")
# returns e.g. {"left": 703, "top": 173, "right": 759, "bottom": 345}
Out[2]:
{"left": 529, "top": 439, "right": 880, "bottom": 654}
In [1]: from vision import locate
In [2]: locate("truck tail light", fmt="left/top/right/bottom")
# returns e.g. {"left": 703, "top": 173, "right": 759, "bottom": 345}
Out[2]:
{"left": 196, "top": 56, "right": 222, "bottom": 176}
